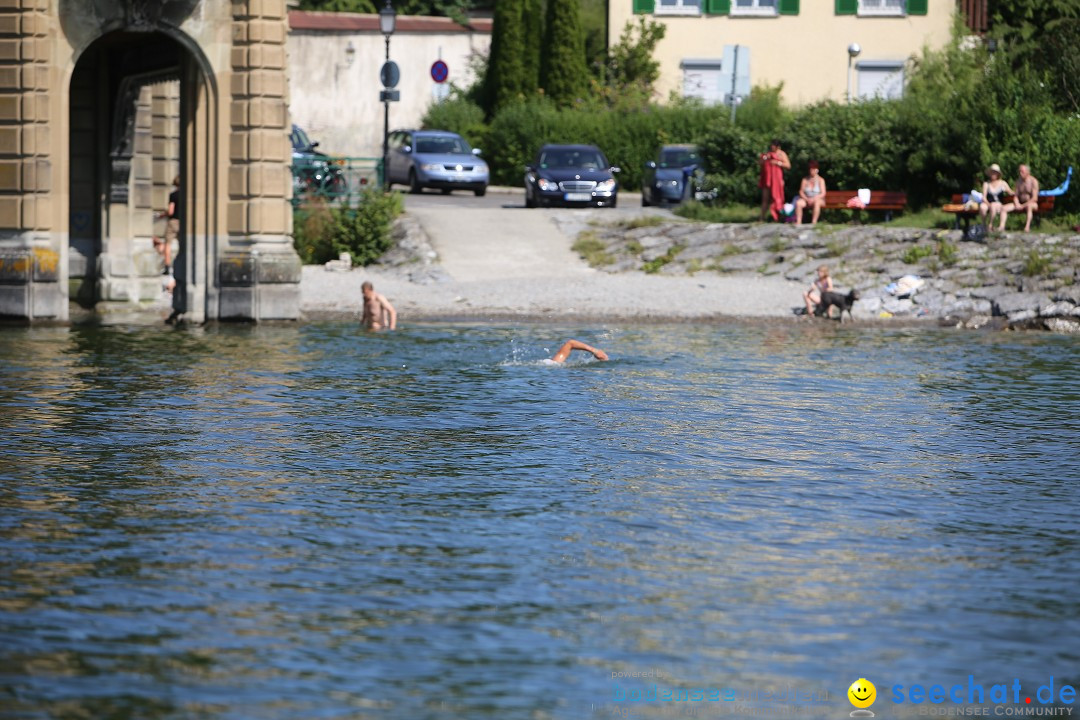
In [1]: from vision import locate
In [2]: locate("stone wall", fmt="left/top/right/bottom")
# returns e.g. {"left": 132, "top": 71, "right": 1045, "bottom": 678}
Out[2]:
{"left": 577, "top": 221, "right": 1080, "bottom": 332}
{"left": 0, "top": 0, "right": 63, "bottom": 319}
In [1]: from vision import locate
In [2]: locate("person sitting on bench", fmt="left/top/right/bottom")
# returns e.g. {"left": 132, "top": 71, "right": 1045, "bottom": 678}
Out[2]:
{"left": 999, "top": 164, "right": 1039, "bottom": 232}
{"left": 795, "top": 161, "right": 827, "bottom": 226}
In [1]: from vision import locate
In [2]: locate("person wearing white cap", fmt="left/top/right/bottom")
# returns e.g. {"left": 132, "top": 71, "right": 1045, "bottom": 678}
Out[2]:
{"left": 980, "top": 163, "right": 1012, "bottom": 233}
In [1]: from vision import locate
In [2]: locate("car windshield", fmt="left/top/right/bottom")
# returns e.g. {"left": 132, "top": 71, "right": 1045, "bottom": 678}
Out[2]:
{"left": 415, "top": 136, "right": 472, "bottom": 155}
{"left": 291, "top": 126, "right": 313, "bottom": 151}
{"left": 540, "top": 149, "right": 605, "bottom": 170}
{"left": 659, "top": 149, "right": 700, "bottom": 168}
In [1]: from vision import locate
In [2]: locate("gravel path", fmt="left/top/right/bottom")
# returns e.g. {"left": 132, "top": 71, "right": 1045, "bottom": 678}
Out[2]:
{"left": 300, "top": 202, "right": 806, "bottom": 321}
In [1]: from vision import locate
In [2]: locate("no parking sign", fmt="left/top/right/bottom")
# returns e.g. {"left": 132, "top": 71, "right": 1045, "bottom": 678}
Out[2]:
{"left": 430, "top": 60, "right": 449, "bottom": 84}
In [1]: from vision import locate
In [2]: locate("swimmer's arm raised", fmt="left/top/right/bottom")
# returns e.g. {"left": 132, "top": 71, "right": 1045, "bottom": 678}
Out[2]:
{"left": 551, "top": 339, "right": 608, "bottom": 363}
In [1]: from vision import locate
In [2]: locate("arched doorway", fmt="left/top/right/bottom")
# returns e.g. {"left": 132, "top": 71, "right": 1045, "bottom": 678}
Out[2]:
{"left": 68, "top": 28, "right": 217, "bottom": 323}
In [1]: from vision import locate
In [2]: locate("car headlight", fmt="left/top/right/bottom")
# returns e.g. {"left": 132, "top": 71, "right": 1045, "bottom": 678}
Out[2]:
{"left": 538, "top": 178, "right": 559, "bottom": 191}
{"left": 595, "top": 179, "right": 616, "bottom": 192}
{"left": 420, "top": 163, "right": 442, "bottom": 172}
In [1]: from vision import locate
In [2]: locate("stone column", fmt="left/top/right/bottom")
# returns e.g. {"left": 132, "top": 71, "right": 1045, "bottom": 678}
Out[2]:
{"left": 0, "top": 0, "right": 64, "bottom": 320}
{"left": 222, "top": 0, "right": 300, "bottom": 320}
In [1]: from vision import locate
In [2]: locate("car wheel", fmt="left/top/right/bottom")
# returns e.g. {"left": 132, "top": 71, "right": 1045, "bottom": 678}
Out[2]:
{"left": 441, "top": 188, "right": 452, "bottom": 195}
{"left": 475, "top": 186, "right": 487, "bottom": 197}
{"left": 642, "top": 191, "right": 651, "bottom": 207}
{"left": 408, "top": 169, "right": 423, "bottom": 194}
{"left": 609, "top": 195, "right": 618, "bottom": 209}
{"left": 525, "top": 188, "right": 536, "bottom": 208}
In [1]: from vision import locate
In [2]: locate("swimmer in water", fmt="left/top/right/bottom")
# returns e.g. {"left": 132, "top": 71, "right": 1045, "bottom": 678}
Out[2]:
{"left": 550, "top": 339, "right": 608, "bottom": 363}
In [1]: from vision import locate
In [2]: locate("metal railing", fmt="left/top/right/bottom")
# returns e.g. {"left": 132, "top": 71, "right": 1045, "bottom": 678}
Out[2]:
{"left": 291, "top": 156, "right": 383, "bottom": 206}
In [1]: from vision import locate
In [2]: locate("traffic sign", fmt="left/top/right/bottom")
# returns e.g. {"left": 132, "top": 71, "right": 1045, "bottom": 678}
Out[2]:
{"left": 380, "top": 89, "right": 400, "bottom": 102}
{"left": 430, "top": 60, "right": 449, "bottom": 84}
{"left": 380, "top": 61, "right": 400, "bottom": 89}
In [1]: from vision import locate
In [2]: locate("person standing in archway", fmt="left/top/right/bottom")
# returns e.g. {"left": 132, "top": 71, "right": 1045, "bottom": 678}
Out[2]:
{"left": 154, "top": 175, "right": 179, "bottom": 275}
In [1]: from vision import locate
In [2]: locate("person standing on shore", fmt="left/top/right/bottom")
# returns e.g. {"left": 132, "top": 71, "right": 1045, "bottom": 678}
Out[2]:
{"left": 550, "top": 339, "right": 608, "bottom": 363}
{"left": 759, "top": 139, "right": 790, "bottom": 222}
{"left": 361, "top": 281, "right": 397, "bottom": 331}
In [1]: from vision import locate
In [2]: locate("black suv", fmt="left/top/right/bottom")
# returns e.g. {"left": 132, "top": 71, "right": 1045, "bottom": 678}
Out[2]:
{"left": 290, "top": 124, "right": 344, "bottom": 200}
{"left": 524, "top": 144, "right": 619, "bottom": 208}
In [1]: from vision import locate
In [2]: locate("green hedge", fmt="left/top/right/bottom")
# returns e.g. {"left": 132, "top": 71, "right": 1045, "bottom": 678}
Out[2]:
{"left": 482, "top": 100, "right": 729, "bottom": 188}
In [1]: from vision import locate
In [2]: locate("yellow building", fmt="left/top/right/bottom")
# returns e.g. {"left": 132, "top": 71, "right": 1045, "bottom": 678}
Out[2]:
{"left": 612, "top": 0, "right": 964, "bottom": 106}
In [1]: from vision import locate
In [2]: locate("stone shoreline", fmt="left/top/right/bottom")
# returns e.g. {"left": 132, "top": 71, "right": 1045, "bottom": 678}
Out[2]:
{"left": 574, "top": 220, "right": 1080, "bottom": 333}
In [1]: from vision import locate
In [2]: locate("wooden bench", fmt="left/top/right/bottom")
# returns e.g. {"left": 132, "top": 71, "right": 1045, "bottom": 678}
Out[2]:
{"left": 816, "top": 190, "right": 907, "bottom": 221}
{"left": 941, "top": 193, "right": 1055, "bottom": 240}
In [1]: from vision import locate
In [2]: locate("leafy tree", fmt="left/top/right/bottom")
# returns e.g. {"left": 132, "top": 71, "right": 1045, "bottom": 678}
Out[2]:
{"left": 580, "top": 0, "right": 607, "bottom": 74}
{"left": 541, "top": 0, "right": 588, "bottom": 107}
{"left": 482, "top": 0, "right": 527, "bottom": 117}
{"left": 602, "top": 18, "right": 665, "bottom": 102}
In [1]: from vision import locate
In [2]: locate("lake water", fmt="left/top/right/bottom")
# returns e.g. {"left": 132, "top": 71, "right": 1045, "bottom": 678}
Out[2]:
{"left": 1, "top": 321, "right": 1078, "bottom": 719}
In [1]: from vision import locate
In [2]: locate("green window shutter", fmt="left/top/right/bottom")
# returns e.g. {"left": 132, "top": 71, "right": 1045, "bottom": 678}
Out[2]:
{"left": 836, "top": 0, "right": 857, "bottom": 14}
{"left": 906, "top": 0, "right": 928, "bottom": 15}
{"left": 633, "top": 0, "right": 655, "bottom": 13}
{"left": 705, "top": 0, "right": 731, "bottom": 14}
{"left": 778, "top": 0, "right": 799, "bottom": 14}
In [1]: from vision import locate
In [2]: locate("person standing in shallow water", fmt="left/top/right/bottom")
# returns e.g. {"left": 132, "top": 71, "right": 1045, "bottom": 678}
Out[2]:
{"left": 361, "top": 281, "right": 397, "bottom": 331}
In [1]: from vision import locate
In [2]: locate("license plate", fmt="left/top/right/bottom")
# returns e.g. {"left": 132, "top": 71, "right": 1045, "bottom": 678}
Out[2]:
{"left": 564, "top": 192, "right": 591, "bottom": 202}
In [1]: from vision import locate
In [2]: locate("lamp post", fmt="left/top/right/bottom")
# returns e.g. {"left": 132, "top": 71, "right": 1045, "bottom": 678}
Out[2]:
{"left": 846, "top": 42, "right": 861, "bottom": 104}
{"left": 380, "top": 1, "right": 396, "bottom": 190}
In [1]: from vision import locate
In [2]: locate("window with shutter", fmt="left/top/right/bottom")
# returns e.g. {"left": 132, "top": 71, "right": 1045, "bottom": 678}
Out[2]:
{"left": 778, "top": 0, "right": 799, "bottom": 15}
{"left": 704, "top": 0, "right": 730, "bottom": 14}
{"left": 858, "top": 0, "right": 905, "bottom": 15}
{"left": 836, "top": 0, "right": 858, "bottom": 14}
{"left": 656, "top": 0, "right": 703, "bottom": 15}
{"left": 633, "top": 0, "right": 656, "bottom": 13}
{"left": 731, "top": 0, "right": 777, "bottom": 15}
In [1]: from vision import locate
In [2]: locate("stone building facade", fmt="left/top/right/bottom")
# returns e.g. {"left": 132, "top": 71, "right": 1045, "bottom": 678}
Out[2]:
{"left": 0, "top": 0, "right": 301, "bottom": 323}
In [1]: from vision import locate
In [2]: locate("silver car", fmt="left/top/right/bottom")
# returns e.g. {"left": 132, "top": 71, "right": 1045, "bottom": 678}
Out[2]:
{"left": 386, "top": 129, "right": 489, "bottom": 196}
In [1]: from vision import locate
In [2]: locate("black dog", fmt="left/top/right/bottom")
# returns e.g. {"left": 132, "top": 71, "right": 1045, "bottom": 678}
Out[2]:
{"left": 814, "top": 289, "right": 859, "bottom": 322}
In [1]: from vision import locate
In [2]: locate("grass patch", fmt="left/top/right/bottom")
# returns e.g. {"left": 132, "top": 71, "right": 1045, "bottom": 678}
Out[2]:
{"left": 686, "top": 258, "right": 703, "bottom": 275}
{"left": 1022, "top": 248, "right": 1054, "bottom": 277}
{"left": 825, "top": 238, "right": 850, "bottom": 257}
{"left": 767, "top": 236, "right": 787, "bottom": 253}
{"left": 937, "top": 238, "right": 958, "bottom": 267}
{"left": 901, "top": 244, "right": 936, "bottom": 264}
{"left": 883, "top": 208, "right": 954, "bottom": 230}
{"left": 612, "top": 215, "right": 669, "bottom": 230}
{"left": 674, "top": 201, "right": 759, "bottom": 224}
{"left": 625, "top": 239, "right": 644, "bottom": 255}
{"left": 572, "top": 231, "right": 614, "bottom": 267}
{"left": 642, "top": 244, "right": 685, "bottom": 274}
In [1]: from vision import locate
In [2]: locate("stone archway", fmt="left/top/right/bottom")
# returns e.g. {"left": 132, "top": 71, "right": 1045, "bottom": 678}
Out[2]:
{"left": 0, "top": 0, "right": 300, "bottom": 323}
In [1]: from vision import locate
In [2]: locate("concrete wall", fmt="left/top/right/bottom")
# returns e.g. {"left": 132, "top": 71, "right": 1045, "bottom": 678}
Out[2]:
{"left": 610, "top": 1, "right": 954, "bottom": 106}
{"left": 287, "top": 12, "right": 491, "bottom": 158}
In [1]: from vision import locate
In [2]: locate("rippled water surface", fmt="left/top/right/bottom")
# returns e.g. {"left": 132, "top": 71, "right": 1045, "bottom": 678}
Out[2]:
{"left": 1, "top": 321, "right": 1078, "bottom": 719}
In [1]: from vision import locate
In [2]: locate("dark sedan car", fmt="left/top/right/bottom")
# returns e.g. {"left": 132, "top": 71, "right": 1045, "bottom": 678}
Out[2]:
{"left": 524, "top": 144, "right": 619, "bottom": 208}
{"left": 641, "top": 144, "right": 705, "bottom": 207}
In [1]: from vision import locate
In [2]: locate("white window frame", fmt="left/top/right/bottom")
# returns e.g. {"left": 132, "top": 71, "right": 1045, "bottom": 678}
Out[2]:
{"left": 856, "top": 60, "right": 905, "bottom": 100}
{"left": 655, "top": 0, "right": 702, "bottom": 17}
{"left": 731, "top": 0, "right": 778, "bottom": 16}
{"left": 858, "top": 0, "right": 906, "bottom": 17}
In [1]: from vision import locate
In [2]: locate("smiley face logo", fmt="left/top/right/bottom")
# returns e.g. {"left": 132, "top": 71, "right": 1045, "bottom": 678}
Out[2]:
{"left": 848, "top": 678, "right": 877, "bottom": 713}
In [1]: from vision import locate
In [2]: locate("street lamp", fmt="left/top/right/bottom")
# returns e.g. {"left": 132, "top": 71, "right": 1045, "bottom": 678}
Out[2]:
{"left": 846, "top": 42, "right": 861, "bottom": 104}
{"left": 380, "top": 0, "right": 396, "bottom": 190}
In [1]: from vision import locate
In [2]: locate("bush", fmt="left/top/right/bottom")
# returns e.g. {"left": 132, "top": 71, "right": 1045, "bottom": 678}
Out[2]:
{"left": 293, "top": 190, "right": 403, "bottom": 266}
